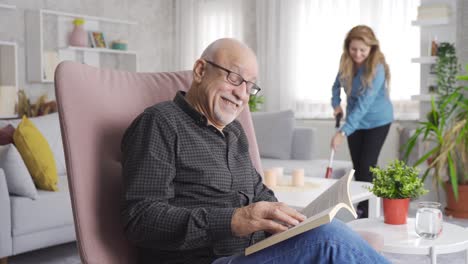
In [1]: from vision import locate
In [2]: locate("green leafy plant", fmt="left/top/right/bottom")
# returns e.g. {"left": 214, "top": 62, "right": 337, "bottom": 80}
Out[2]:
{"left": 248, "top": 95, "right": 264, "bottom": 112}
{"left": 404, "top": 86, "right": 468, "bottom": 201}
{"left": 365, "top": 160, "right": 428, "bottom": 199}
{"left": 458, "top": 64, "right": 468, "bottom": 81}
{"left": 435, "top": 42, "right": 458, "bottom": 97}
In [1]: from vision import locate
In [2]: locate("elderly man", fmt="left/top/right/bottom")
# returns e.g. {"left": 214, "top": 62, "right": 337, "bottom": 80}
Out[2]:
{"left": 121, "top": 38, "right": 389, "bottom": 264}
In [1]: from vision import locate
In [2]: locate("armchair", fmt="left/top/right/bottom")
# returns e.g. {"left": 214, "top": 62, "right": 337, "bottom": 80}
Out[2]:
{"left": 54, "top": 61, "right": 261, "bottom": 263}
{"left": 55, "top": 62, "right": 382, "bottom": 263}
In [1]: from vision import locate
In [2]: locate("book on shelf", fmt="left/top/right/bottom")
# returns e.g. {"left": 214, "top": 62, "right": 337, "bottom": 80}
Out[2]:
{"left": 245, "top": 169, "right": 357, "bottom": 256}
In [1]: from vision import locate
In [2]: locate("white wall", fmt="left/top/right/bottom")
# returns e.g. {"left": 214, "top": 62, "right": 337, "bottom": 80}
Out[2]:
{"left": 457, "top": 0, "right": 468, "bottom": 65}
{"left": 0, "top": 0, "right": 176, "bottom": 101}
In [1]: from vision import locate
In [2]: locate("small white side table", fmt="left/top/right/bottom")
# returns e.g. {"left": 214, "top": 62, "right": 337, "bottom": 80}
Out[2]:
{"left": 348, "top": 218, "right": 468, "bottom": 264}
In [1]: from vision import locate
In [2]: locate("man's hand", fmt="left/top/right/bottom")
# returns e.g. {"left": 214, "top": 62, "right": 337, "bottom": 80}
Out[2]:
{"left": 231, "top": 202, "right": 306, "bottom": 238}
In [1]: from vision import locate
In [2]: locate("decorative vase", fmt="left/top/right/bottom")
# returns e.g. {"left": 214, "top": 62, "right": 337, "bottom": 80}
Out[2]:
{"left": 69, "top": 18, "right": 87, "bottom": 47}
{"left": 383, "top": 198, "right": 409, "bottom": 225}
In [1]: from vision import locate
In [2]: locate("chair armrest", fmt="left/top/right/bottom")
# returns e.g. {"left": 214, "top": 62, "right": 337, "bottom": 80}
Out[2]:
{"left": 0, "top": 168, "right": 12, "bottom": 258}
{"left": 291, "top": 127, "right": 316, "bottom": 160}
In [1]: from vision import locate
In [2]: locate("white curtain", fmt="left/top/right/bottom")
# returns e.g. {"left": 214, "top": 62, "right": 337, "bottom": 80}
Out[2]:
{"left": 256, "top": 0, "right": 420, "bottom": 119}
{"left": 174, "top": 0, "right": 420, "bottom": 119}
{"left": 174, "top": 0, "right": 245, "bottom": 71}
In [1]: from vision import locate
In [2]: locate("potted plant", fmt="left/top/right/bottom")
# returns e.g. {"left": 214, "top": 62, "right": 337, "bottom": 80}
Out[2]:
{"left": 248, "top": 95, "right": 265, "bottom": 112}
{"left": 366, "top": 160, "right": 428, "bottom": 225}
{"left": 404, "top": 63, "right": 468, "bottom": 218}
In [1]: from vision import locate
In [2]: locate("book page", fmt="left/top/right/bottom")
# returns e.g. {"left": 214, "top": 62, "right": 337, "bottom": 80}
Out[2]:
{"left": 245, "top": 170, "right": 358, "bottom": 256}
{"left": 300, "top": 170, "right": 356, "bottom": 218}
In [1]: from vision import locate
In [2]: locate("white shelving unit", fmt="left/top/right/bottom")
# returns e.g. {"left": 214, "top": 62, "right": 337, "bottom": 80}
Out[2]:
{"left": 411, "top": 18, "right": 450, "bottom": 26}
{"left": 411, "top": 0, "right": 456, "bottom": 116}
{"left": 63, "top": 46, "right": 137, "bottom": 55}
{"left": 0, "top": 4, "right": 18, "bottom": 118}
{"left": 0, "top": 3, "right": 16, "bottom": 10}
{"left": 26, "top": 9, "right": 138, "bottom": 83}
{"left": 410, "top": 94, "right": 437, "bottom": 102}
{"left": 411, "top": 56, "right": 437, "bottom": 64}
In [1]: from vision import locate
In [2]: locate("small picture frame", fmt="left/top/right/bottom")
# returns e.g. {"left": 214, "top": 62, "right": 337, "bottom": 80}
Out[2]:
{"left": 89, "top": 31, "right": 107, "bottom": 48}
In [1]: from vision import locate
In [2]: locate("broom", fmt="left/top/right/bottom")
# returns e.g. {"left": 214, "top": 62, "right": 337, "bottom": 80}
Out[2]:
{"left": 325, "top": 112, "right": 343, "bottom": 178}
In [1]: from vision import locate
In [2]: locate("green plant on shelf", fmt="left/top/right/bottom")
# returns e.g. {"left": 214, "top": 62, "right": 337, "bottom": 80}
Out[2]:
{"left": 435, "top": 42, "right": 458, "bottom": 97}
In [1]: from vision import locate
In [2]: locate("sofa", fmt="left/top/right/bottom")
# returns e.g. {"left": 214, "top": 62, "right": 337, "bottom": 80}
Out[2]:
{"left": 0, "top": 113, "right": 75, "bottom": 260}
{"left": 251, "top": 110, "right": 353, "bottom": 179}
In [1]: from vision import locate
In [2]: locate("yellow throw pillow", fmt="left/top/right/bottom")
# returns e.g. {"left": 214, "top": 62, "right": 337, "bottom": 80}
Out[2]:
{"left": 13, "top": 116, "right": 58, "bottom": 191}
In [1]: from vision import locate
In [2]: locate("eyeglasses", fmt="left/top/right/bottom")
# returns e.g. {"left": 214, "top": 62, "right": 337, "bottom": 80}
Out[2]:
{"left": 205, "top": 60, "right": 261, "bottom": 96}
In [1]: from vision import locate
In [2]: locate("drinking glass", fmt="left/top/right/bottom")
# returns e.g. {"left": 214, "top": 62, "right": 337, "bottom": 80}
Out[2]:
{"left": 415, "top": 201, "right": 443, "bottom": 239}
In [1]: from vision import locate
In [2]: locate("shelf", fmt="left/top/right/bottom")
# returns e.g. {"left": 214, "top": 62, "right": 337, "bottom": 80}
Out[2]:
{"left": 26, "top": 9, "right": 138, "bottom": 83}
{"left": 63, "top": 46, "right": 137, "bottom": 55}
{"left": 0, "top": 40, "right": 16, "bottom": 46}
{"left": 0, "top": 4, "right": 16, "bottom": 10}
{"left": 411, "top": 94, "right": 438, "bottom": 102}
{"left": 411, "top": 56, "right": 437, "bottom": 64}
{"left": 0, "top": 115, "right": 19, "bottom": 119}
{"left": 41, "top": 9, "right": 137, "bottom": 25}
{"left": 411, "top": 18, "right": 450, "bottom": 26}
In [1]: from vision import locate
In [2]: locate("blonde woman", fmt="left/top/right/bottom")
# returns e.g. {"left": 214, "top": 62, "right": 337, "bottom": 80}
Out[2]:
{"left": 330, "top": 25, "right": 393, "bottom": 218}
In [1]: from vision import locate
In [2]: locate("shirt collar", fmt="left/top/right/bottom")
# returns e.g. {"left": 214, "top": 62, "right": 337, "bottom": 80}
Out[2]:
{"left": 173, "top": 91, "right": 237, "bottom": 137}
{"left": 173, "top": 91, "right": 208, "bottom": 127}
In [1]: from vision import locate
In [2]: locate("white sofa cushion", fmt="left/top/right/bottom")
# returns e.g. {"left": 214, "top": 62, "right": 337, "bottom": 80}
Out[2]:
{"left": 10, "top": 175, "right": 73, "bottom": 236}
{"left": 252, "top": 110, "right": 295, "bottom": 160}
{"left": 0, "top": 145, "right": 38, "bottom": 199}
{"left": 0, "top": 113, "right": 66, "bottom": 175}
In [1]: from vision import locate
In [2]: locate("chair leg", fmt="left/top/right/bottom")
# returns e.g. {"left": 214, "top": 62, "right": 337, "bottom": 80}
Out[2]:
{"left": 0, "top": 257, "right": 7, "bottom": 264}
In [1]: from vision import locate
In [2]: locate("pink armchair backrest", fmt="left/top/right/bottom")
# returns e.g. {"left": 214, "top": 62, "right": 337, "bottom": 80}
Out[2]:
{"left": 54, "top": 61, "right": 262, "bottom": 264}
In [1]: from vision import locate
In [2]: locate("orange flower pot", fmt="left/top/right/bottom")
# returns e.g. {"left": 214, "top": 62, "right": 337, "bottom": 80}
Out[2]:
{"left": 383, "top": 198, "right": 410, "bottom": 225}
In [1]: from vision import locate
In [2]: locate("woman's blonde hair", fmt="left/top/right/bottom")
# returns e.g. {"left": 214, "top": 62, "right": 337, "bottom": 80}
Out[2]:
{"left": 339, "top": 25, "right": 390, "bottom": 95}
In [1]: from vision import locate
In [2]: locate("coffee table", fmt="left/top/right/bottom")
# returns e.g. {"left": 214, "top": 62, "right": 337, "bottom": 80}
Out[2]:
{"left": 347, "top": 218, "right": 468, "bottom": 264}
{"left": 273, "top": 177, "right": 380, "bottom": 218}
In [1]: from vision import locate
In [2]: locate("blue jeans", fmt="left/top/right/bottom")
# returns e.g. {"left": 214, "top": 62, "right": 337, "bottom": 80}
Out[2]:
{"left": 212, "top": 220, "right": 390, "bottom": 264}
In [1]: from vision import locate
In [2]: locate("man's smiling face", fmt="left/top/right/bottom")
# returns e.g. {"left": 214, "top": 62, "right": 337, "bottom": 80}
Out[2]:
{"left": 197, "top": 45, "right": 257, "bottom": 129}
{"left": 187, "top": 38, "right": 258, "bottom": 130}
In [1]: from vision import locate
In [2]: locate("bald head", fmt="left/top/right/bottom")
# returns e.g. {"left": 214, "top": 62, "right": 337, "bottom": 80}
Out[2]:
{"left": 200, "top": 38, "right": 257, "bottom": 66}
{"left": 186, "top": 38, "right": 258, "bottom": 131}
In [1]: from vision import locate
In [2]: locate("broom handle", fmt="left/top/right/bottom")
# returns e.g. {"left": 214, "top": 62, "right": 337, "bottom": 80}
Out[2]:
{"left": 328, "top": 149, "right": 335, "bottom": 168}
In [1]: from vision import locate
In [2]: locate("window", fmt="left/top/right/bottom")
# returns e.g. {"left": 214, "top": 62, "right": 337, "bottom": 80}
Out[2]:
{"left": 174, "top": 0, "right": 244, "bottom": 71}
{"left": 292, "top": 0, "right": 421, "bottom": 119}
{"left": 175, "top": 0, "right": 421, "bottom": 119}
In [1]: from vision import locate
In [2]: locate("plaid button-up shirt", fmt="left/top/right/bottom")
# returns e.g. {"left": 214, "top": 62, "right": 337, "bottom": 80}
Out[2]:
{"left": 121, "top": 92, "right": 276, "bottom": 264}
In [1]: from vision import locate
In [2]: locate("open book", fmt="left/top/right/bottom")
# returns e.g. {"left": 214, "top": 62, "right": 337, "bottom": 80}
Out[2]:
{"left": 245, "top": 170, "right": 357, "bottom": 256}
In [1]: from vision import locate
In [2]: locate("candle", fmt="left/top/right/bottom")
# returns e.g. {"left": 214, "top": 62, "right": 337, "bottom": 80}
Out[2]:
{"left": 264, "top": 169, "right": 277, "bottom": 188}
{"left": 292, "top": 168, "right": 305, "bottom": 187}
{"left": 272, "top": 167, "right": 284, "bottom": 183}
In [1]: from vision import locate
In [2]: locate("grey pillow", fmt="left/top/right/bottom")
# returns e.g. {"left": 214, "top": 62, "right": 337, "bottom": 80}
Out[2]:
{"left": 251, "top": 110, "right": 294, "bottom": 160}
{"left": 0, "top": 144, "right": 38, "bottom": 199}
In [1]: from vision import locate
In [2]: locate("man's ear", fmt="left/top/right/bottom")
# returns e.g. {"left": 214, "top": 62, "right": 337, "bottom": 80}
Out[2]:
{"left": 192, "top": 59, "right": 206, "bottom": 83}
